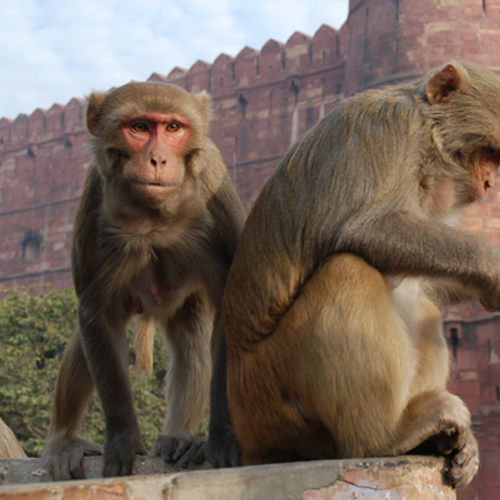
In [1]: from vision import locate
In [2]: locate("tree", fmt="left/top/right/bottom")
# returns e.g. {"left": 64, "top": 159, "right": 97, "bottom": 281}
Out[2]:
{"left": 0, "top": 287, "right": 208, "bottom": 457}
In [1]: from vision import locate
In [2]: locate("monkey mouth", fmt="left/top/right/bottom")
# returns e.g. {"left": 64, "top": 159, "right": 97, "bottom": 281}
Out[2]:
{"left": 131, "top": 180, "right": 180, "bottom": 195}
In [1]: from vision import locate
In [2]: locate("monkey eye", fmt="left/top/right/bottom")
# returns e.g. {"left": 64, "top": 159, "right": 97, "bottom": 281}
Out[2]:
{"left": 130, "top": 122, "right": 149, "bottom": 133}
{"left": 166, "top": 122, "right": 182, "bottom": 133}
{"left": 482, "top": 146, "right": 500, "bottom": 166}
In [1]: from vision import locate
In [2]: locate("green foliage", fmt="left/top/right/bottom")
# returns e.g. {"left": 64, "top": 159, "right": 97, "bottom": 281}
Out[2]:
{"left": 0, "top": 287, "right": 208, "bottom": 458}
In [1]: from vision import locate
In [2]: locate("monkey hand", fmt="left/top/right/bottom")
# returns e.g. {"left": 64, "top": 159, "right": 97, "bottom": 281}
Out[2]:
{"left": 42, "top": 436, "right": 103, "bottom": 481}
{"left": 197, "top": 426, "right": 242, "bottom": 468}
{"left": 153, "top": 433, "right": 205, "bottom": 469}
{"left": 103, "top": 431, "right": 147, "bottom": 477}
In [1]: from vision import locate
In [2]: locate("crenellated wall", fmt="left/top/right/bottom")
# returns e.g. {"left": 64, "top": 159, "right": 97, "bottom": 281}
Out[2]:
{"left": 0, "top": 98, "right": 89, "bottom": 289}
{"left": 3, "top": 2, "right": 500, "bottom": 291}
{"left": 0, "top": 23, "right": 348, "bottom": 289}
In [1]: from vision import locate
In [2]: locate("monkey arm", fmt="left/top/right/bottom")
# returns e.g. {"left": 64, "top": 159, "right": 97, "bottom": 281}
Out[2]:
{"left": 77, "top": 293, "right": 147, "bottom": 477}
{"left": 334, "top": 209, "right": 500, "bottom": 309}
{"left": 421, "top": 278, "right": 480, "bottom": 308}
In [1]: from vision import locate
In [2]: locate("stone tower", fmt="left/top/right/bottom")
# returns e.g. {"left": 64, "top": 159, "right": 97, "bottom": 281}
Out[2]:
{"left": 345, "top": 0, "right": 500, "bottom": 94}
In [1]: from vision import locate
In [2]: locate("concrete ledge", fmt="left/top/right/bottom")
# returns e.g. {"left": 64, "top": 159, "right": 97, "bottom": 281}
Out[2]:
{"left": 0, "top": 455, "right": 456, "bottom": 499}
{"left": 0, "top": 455, "right": 210, "bottom": 485}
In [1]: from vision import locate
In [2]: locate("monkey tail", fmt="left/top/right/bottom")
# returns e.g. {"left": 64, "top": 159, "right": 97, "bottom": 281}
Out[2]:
{"left": 0, "top": 417, "right": 26, "bottom": 458}
{"left": 134, "top": 315, "right": 156, "bottom": 377}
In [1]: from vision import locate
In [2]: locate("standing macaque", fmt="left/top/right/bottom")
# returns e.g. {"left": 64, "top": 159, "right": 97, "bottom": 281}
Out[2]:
{"left": 42, "top": 82, "right": 245, "bottom": 480}
{"left": 224, "top": 61, "right": 500, "bottom": 488}
{"left": 0, "top": 417, "right": 26, "bottom": 458}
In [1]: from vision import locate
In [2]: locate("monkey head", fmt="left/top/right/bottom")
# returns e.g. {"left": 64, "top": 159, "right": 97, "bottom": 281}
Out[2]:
{"left": 86, "top": 82, "right": 212, "bottom": 216}
{"left": 422, "top": 61, "right": 500, "bottom": 204}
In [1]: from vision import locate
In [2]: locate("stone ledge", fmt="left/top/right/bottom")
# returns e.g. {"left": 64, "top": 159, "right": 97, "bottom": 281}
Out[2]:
{"left": 0, "top": 455, "right": 456, "bottom": 499}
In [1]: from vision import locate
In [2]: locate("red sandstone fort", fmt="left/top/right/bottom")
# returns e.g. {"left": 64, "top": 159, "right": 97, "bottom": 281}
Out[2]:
{"left": 0, "top": 0, "right": 498, "bottom": 498}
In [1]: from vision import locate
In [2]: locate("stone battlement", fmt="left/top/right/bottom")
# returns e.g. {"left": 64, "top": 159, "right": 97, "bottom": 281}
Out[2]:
{"left": 0, "top": 24, "right": 344, "bottom": 146}
{"left": 0, "top": 99, "right": 87, "bottom": 153}
{"left": 151, "top": 24, "right": 346, "bottom": 95}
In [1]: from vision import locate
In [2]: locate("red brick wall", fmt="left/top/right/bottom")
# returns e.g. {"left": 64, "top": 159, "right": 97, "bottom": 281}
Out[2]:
{"left": 3, "top": 0, "right": 500, "bottom": 290}
{"left": 0, "top": 98, "right": 89, "bottom": 289}
{"left": 444, "top": 314, "right": 500, "bottom": 500}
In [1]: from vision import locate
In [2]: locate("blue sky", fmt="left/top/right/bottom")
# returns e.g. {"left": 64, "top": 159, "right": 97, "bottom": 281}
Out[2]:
{"left": 0, "top": 0, "right": 348, "bottom": 120}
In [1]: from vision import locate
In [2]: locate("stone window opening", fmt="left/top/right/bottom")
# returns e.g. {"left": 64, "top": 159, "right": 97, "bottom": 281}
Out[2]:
{"left": 450, "top": 328, "right": 459, "bottom": 368}
{"left": 21, "top": 230, "right": 43, "bottom": 262}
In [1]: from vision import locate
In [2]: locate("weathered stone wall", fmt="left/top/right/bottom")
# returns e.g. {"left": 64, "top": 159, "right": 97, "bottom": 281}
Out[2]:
{"left": 0, "top": 455, "right": 456, "bottom": 499}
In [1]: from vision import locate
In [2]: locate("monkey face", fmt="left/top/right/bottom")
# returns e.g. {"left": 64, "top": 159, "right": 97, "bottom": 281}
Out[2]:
{"left": 119, "top": 112, "right": 192, "bottom": 207}
{"left": 86, "top": 82, "right": 211, "bottom": 213}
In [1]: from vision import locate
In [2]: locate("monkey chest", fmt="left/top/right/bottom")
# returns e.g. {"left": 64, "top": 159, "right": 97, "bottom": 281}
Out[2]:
{"left": 127, "top": 260, "right": 200, "bottom": 321}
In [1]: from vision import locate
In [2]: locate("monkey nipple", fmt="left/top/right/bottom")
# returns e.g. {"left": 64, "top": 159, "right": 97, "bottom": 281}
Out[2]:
{"left": 148, "top": 283, "right": 174, "bottom": 306}
{"left": 149, "top": 286, "right": 163, "bottom": 306}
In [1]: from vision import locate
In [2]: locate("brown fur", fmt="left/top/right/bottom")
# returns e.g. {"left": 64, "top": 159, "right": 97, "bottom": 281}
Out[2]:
{"left": 224, "top": 62, "right": 500, "bottom": 488}
{"left": 43, "top": 82, "right": 246, "bottom": 480}
{"left": 134, "top": 315, "right": 156, "bottom": 376}
{"left": 0, "top": 417, "right": 26, "bottom": 458}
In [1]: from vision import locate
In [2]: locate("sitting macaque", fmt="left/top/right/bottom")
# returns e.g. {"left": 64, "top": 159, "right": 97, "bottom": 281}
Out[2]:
{"left": 0, "top": 417, "right": 26, "bottom": 458}
{"left": 42, "top": 81, "right": 245, "bottom": 480}
{"left": 223, "top": 61, "right": 500, "bottom": 488}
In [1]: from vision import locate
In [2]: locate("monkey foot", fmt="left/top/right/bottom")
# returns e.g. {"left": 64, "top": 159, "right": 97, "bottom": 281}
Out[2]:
{"left": 154, "top": 433, "right": 205, "bottom": 469}
{"left": 440, "top": 428, "right": 479, "bottom": 488}
{"left": 43, "top": 437, "right": 103, "bottom": 481}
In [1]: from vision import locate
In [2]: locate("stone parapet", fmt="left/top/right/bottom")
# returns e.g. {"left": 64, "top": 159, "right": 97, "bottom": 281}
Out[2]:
{"left": 0, "top": 455, "right": 456, "bottom": 500}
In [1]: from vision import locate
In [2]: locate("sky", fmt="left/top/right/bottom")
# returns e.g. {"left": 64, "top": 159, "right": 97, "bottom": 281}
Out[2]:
{"left": 0, "top": 0, "right": 349, "bottom": 120}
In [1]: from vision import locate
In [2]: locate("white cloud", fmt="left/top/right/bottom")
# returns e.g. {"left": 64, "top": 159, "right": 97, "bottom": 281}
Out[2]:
{"left": 0, "top": 0, "right": 348, "bottom": 119}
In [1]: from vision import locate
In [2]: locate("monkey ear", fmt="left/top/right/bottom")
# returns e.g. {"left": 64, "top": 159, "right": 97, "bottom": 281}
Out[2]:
{"left": 86, "top": 91, "right": 107, "bottom": 136}
{"left": 425, "top": 63, "right": 468, "bottom": 105}
{"left": 194, "top": 91, "right": 212, "bottom": 131}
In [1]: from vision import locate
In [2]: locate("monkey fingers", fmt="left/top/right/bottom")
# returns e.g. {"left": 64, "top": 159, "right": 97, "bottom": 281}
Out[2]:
{"left": 153, "top": 433, "right": 205, "bottom": 469}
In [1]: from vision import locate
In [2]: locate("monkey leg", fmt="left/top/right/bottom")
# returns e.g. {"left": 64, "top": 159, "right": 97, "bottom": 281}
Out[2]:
{"left": 228, "top": 253, "right": 477, "bottom": 486}
{"left": 202, "top": 319, "right": 242, "bottom": 468}
{"left": 228, "top": 253, "right": 414, "bottom": 464}
{"left": 392, "top": 390, "right": 479, "bottom": 488}
{"left": 43, "top": 329, "right": 103, "bottom": 480}
{"left": 153, "top": 293, "right": 212, "bottom": 467}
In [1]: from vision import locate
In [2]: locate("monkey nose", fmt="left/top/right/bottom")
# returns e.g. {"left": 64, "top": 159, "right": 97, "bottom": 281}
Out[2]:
{"left": 150, "top": 156, "right": 167, "bottom": 168}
